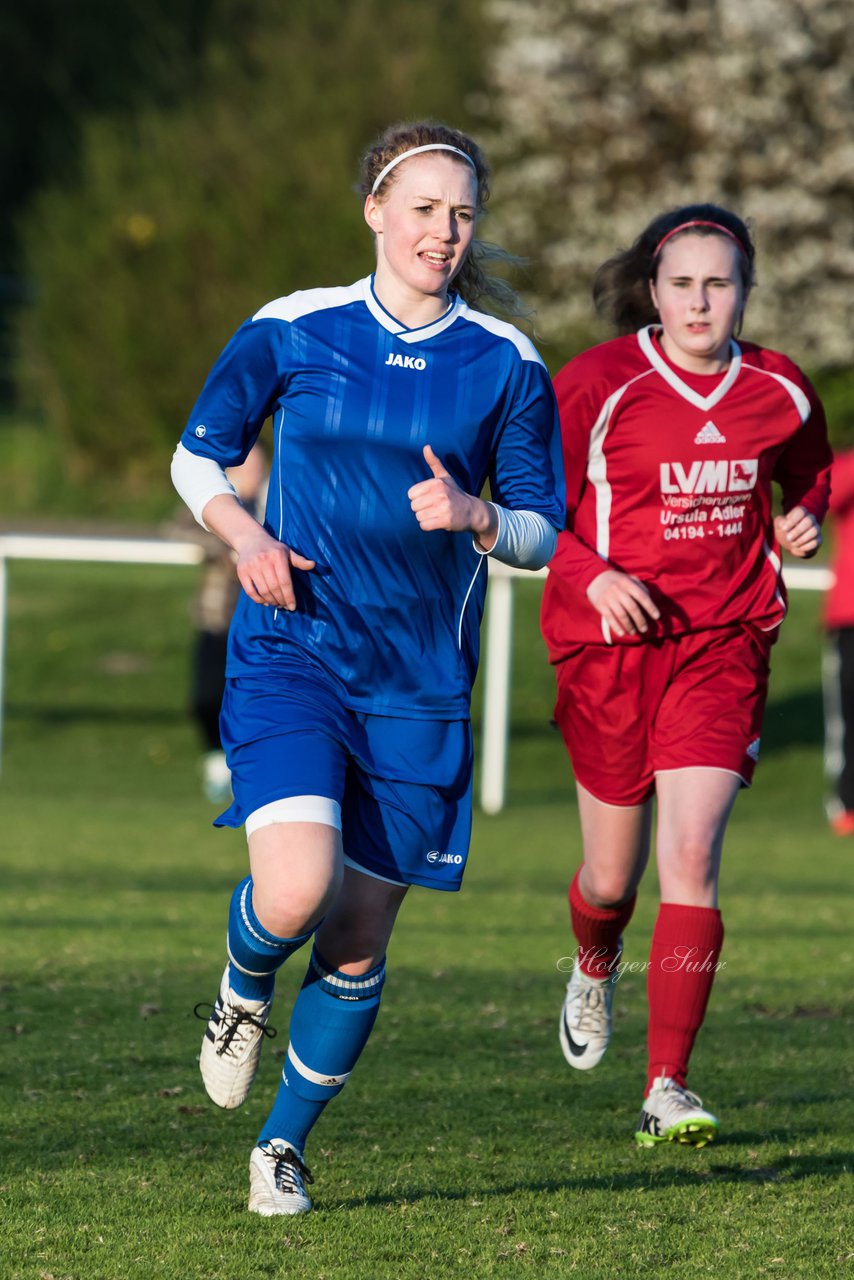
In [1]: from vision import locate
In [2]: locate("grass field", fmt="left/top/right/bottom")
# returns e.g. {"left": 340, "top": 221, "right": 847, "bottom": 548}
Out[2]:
{"left": 1, "top": 560, "right": 851, "bottom": 1280}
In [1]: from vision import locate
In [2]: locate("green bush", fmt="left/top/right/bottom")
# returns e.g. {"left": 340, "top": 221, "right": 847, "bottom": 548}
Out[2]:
{"left": 15, "top": 1, "right": 487, "bottom": 505}
{"left": 809, "top": 366, "right": 854, "bottom": 449}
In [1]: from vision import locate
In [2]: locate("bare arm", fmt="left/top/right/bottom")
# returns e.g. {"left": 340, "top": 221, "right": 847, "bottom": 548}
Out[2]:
{"left": 774, "top": 506, "right": 822, "bottom": 560}
{"left": 407, "top": 445, "right": 499, "bottom": 548}
{"left": 202, "top": 494, "right": 315, "bottom": 612}
{"left": 586, "top": 569, "right": 660, "bottom": 638}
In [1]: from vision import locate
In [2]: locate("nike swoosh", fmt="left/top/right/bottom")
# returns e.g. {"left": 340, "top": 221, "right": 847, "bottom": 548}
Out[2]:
{"left": 562, "top": 1008, "right": 588, "bottom": 1057}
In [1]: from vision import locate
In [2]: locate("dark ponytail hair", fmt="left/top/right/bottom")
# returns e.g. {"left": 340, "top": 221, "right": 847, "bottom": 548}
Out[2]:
{"left": 593, "top": 204, "right": 756, "bottom": 335}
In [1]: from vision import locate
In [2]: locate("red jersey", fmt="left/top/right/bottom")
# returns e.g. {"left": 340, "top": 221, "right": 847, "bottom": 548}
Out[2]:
{"left": 824, "top": 449, "right": 854, "bottom": 630}
{"left": 541, "top": 327, "right": 832, "bottom": 656}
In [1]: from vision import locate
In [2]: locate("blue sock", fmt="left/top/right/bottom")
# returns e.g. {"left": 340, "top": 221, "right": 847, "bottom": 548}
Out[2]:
{"left": 258, "top": 945, "right": 386, "bottom": 1154}
{"left": 226, "top": 876, "right": 313, "bottom": 1001}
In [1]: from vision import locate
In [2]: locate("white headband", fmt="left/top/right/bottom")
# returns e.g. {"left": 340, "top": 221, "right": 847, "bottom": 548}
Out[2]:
{"left": 370, "top": 144, "right": 477, "bottom": 196}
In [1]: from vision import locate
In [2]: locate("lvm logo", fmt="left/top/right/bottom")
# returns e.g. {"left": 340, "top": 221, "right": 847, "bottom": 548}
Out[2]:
{"left": 660, "top": 459, "right": 758, "bottom": 495}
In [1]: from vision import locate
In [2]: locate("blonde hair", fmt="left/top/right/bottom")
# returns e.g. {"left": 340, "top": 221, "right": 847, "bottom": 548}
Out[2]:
{"left": 360, "top": 121, "right": 527, "bottom": 318}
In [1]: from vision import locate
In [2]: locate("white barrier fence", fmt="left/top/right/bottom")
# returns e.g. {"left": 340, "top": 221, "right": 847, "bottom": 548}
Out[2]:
{"left": 0, "top": 534, "right": 203, "bottom": 772}
{"left": 0, "top": 533, "right": 834, "bottom": 811}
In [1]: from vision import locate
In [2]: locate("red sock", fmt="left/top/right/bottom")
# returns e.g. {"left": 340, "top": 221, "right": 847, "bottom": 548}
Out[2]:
{"left": 569, "top": 868, "right": 636, "bottom": 978}
{"left": 646, "top": 903, "right": 724, "bottom": 1094}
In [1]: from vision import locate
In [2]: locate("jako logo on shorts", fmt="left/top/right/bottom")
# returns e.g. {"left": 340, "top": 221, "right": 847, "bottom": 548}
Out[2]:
{"left": 426, "top": 850, "right": 463, "bottom": 865}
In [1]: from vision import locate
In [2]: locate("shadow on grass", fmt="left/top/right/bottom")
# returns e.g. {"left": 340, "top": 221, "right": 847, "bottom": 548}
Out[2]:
{"left": 4, "top": 1119, "right": 849, "bottom": 1205}
{"left": 330, "top": 1147, "right": 854, "bottom": 1208}
{"left": 6, "top": 702, "right": 185, "bottom": 726}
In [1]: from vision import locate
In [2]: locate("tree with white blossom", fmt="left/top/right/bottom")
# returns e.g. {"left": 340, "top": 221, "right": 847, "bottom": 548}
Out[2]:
{"left": 484, "top": 0, "right": 854, "bottom": 369}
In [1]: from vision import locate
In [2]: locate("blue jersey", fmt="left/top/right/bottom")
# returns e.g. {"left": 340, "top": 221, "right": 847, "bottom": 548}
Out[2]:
{"left": 179, "top": 276, "right": 563, "bottom": 718}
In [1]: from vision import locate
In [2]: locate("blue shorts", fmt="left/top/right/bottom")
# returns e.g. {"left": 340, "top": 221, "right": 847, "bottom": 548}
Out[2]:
{"left": 215, "top": 663, "right": 473, "bottom": 892}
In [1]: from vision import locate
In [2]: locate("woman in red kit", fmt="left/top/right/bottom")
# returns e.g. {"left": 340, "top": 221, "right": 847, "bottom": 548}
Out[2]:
{"left": 822, "top": 448, "right": 854, "bottom": 834}
{"left": 541, "top": 203, "right": 832, "bottom": 1147}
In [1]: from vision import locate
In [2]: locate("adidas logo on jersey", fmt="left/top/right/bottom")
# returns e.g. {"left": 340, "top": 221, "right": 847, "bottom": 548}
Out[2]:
{"left": 694, "top": 420, "right": 726, "bottom": 445}
{"left": 385, "top": 353, "right": 427, "bottom": 370}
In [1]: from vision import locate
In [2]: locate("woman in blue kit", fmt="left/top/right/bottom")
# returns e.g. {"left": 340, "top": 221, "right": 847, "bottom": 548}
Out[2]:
{"left": 171, "top": 120, "right": 563, "bottom": 1215}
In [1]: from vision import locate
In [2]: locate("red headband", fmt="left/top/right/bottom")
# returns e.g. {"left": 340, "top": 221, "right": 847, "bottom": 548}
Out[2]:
{"left": 653, "top": 220, "right": 745, "bottom": 259}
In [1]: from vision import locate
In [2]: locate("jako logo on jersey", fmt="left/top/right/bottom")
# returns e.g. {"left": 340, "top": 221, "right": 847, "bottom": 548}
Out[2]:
{"left": 694, "top": 420, "right": 726, "bottom": 445}
{"left": 385, "top": 353, "right": 427, "bottom": 370}
{"left": 746, "top": 737, "right": 761, "bottom": 761}
{"left": 660, "top": 459, "right": 758, "bottom": 495}
{"left": 194, "top": 424, "right": 207, "bottom": 438}
{"left": 426, "top": 850, "right": 464, "bottom": 866}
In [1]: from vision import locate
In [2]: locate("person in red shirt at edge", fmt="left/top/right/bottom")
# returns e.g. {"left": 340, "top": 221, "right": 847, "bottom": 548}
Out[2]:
{"left": 822, "top": 448, "right": 854, "bottom": 835}
{"left": 540, "top": 203, "right": 832, "bottom": 1149}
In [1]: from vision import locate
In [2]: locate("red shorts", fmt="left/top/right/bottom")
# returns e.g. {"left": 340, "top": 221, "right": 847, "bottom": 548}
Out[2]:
{"left": 553, "top": 624, "right": 775, "bottom": 806}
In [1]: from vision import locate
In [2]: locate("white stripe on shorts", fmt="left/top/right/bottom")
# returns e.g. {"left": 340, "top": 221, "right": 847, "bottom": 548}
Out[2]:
{"left": 653, "top": 765, "right": 750, "bottom": 788}
{"left": 342, "top": 854, "right": 407, "bottom": 887}
{"left": 245, "top": 795, "right": 342, "bottom": 837}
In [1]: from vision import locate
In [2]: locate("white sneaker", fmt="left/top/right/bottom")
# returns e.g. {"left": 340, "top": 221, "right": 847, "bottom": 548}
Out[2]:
{"left": 558, "top": 949, "right": 620, "bottom": 1070}
{"left": 635, "top": 1075, "right": 720, "bottom": 1148}
{"left": 195, "top": 967, "right": 275, "bottom": 1109}
{"left": 249, "top": 1140, "right": 313, "bottom": 1216}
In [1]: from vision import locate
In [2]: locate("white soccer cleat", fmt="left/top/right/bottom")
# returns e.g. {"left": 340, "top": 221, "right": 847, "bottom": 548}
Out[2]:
{"left": 635, "top": 1075, "right": 720, "bottom": 1148}
{"left": 249, "top": 1140, "right": 313, "bottom": 1216}
{"left": 195, "top": 967, "right": 275, "bottom": 1109}
{"left": 558, "top": 952, "right": 619, "bottom": 1070}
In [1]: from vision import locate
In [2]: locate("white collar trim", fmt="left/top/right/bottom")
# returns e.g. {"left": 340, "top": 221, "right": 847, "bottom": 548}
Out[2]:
{"left": 361, "top": 276, "right": 463, "bottom": 343}
{"left": 638, "top": 325, "right": 742, "bottom": 411}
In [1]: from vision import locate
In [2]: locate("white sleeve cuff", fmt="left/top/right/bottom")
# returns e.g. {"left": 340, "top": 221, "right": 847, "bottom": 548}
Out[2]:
{"left": 171, "top": 442, "right": 238, "bottom": 529}
{"left": 472, "top": 504, "right": 558, "bottom": 570}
